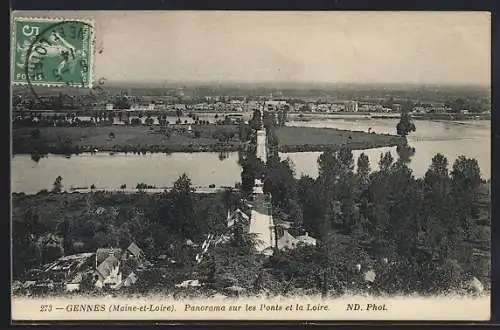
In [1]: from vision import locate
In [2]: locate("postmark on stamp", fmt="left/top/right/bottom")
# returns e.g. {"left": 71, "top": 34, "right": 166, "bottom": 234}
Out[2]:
{"left": 11, "top": 17, "right": 94, "bottom": 88}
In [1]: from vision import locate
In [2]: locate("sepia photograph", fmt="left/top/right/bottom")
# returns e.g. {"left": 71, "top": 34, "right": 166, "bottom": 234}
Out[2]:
{"left": 10, "top": 11, "right": 491, "bottom": 321}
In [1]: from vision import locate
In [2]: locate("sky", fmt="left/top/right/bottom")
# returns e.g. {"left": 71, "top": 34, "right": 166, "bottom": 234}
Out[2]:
{"left": 14, "top": 11, "right": 491, "bottom": 86}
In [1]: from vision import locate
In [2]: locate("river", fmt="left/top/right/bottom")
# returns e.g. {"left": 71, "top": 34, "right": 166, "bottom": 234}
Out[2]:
{"left": 11, "top": 119, "right": 490, "bottom": 194}
{"left": 11, "top": 152, "right": 241, "bottom": 194}
{"left": 283, "top": 119, "right": 490, "bottom": 180}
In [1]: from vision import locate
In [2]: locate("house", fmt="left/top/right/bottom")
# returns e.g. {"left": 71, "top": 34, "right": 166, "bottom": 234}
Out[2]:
{"left": 95, "top": 207, "right": 106, "bottom": 215}
{"left": 467, "top": 277, "right": 484, "bottom": 295}
{"left": 364, "top": 269, "right": 376, "bottom": 283}
{"left": 123, "top": 272, "right": 138, "bottom": 287}
{"left": 175, "top": 279, "right": 201, "bottom": 288}
{"left": 96, "top": 248, "right": 123, "bottom": 269}
{"left": 95, "top": 255, "right": 121, "bottom": 288}
{"left": 227, "top": 208, "right": 250, "bottom": 228}
{"left": 253, "top": 179, "right": 264, "bottom": 194}
{"left": 277, "top": 230, "right": 299, "bottom": 250}
{"left": 274, "top": 221, "right": 293, "bottom": 238}
{"left": 276, "top": 229, "right": 318, "bottom": 250}
{"left": 126, "top": 242, "right": 144, "bottom": 261}
{"left": 94, "top": 242, "right": 145, "bottom": 289}
{"left": 296, "top": 232, "right": 317, "bottom": 246}
{"left": 65, "top": 273, "right": 84, "bottom": 292}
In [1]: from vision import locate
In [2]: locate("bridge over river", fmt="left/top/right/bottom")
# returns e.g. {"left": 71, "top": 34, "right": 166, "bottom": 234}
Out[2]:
{"left": 248, "top": 121, "right": 276, "bottom": 253}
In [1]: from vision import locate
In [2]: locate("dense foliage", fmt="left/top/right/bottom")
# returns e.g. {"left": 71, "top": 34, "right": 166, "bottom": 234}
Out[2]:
{"left": 258, "top": 110, "right": 490, "bottom": 295}
{"left": 12, "top": 176, "right": 242, "bottom": 279}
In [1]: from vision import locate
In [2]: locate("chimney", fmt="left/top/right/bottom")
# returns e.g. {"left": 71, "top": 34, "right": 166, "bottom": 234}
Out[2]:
{"left": 305, "top": 232, "right": 308, "bottom": 237}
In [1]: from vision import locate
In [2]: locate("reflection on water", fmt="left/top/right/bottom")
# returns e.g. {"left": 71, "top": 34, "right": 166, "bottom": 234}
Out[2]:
{"left": 11, "top": 119, "right": 490, "bottom": 193}
{"left": 218, "top": 151, "right": 230, "bottom": 161}
{"left": 396, "top": 144, "right": 416, "bottom": 164}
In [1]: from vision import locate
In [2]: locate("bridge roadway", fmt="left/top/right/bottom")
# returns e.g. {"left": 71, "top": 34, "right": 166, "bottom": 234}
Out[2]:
{"left": 249, "top": 123, "right": 276, "bottom": 253}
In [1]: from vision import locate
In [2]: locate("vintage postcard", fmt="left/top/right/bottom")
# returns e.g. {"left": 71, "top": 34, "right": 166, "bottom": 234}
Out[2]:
{"left": 11, "top": 11, "right": 491, "bottom": 322}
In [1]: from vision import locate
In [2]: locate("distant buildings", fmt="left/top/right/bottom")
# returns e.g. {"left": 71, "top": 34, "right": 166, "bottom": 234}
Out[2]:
{"left": 411, "top": 105, "right": 453, "bottom": 114}
{"left": 344, "top": 101, "right": 359, "bottom": 112}
{"left": 130, "top": 103, "right": 156, "bottom": 111}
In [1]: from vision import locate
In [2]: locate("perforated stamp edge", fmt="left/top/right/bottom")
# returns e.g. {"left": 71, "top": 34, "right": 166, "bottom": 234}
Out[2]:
{"left": 11, "top": 16, "right": 96, "bottom": 88}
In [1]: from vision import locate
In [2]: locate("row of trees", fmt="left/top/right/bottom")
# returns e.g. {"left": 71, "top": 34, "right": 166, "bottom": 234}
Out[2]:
{"left": 13, "top": 115, "right": 221, "bottom": 129}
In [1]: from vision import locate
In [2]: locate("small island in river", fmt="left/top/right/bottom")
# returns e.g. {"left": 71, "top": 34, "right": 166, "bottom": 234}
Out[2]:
{"left": 12, "top": 123, "right": 405, "bottom": 157}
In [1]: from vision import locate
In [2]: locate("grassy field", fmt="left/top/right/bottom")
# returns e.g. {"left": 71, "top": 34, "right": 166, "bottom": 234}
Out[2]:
{"left": 275, "top": 126, "right": 405, "bottom": 152}
{"left": 14, "top": 124, "right": 406, "bottom": 155}
{"left": 13, "top": 125, "right": 242, "bottom": 154}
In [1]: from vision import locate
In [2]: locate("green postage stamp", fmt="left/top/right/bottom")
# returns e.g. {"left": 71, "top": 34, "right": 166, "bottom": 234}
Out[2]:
{"left": 11, "top": 17, "right": 94, "bottom": 88}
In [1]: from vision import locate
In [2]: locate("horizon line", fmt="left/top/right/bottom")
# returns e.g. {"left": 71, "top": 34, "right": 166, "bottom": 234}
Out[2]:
{"left": 101, "top": 80, "right": 491, "bottom": 88}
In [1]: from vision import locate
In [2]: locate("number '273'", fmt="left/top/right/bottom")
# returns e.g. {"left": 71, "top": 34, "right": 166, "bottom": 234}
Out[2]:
{"left": 40, "top": 304, "right": 52, "bottom": 312}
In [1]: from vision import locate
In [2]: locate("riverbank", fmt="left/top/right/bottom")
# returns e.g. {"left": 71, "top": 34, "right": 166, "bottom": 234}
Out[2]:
{"left": 287, "top": 112, "right": 490, "bottom": 121}
{"left": 275, "top": 126, "right": 405, "bottom": 152}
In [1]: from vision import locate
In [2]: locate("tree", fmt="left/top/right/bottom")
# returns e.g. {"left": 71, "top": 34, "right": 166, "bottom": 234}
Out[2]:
{"left": 378, "top": 152, "right": 394, "bottom": 172}
{"left": 357, "top": 153, "right": 371, "bottom": 182}
{"left": 31, "top": 128, "right": 41, "bottom": 139}
{"left": 263, "top": 111, "right": 277, "bottom": 130}
{"left": 249, "top": 109, "right": 263, "bottom": 130}
{"left": 240, "top": 163, "right": 255, "bottom": 196}
{"left": 264, "top": 158, "right": 297, "bottom": 209}
{"left": 425, "top": 153, "right": 449, "bottom": 182}
{"left": 396, "top": 101, "right": 416, "bottom": 137}
{"left": 115, "top": 97, "right": 131, "bottom": 110}
{"left": 450, "top": 98, "right": 468, "bottom": 113}
{"left": 396, "top": 143, "right": 416, "bottom": 164}
{"left": 169, "top": 174, "right": 197, "bottom": 238}
{"left": 450, "top": 156, "right": 482, "bottom": 242}
{"left": 421, "top": 153, "right": 455, "bottom": 261}
{"left": 396, "top": 113, "right": 416, "bottom": 137}
{"left": 52, "top": 176, "right": 63, "bottom": 193}
{"left": 238, "top": 122, "right": 251, "bottom": 141}
{"left": 451, "top": 156, "right": 482, "bottom": 191}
